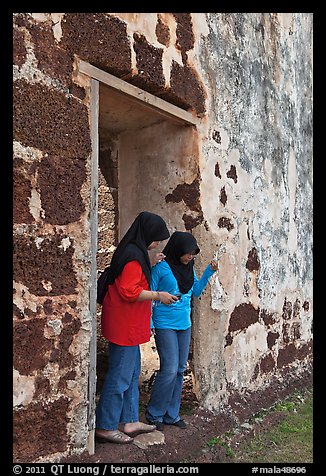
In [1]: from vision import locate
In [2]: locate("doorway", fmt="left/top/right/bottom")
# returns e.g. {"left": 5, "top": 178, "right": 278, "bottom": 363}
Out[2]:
{"left": 79, "top": 61, "right": 199, "bottom": 452}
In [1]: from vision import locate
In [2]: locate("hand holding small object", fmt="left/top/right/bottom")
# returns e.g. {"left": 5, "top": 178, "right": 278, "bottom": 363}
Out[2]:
{"left": 210, "top": 259, "right": 218, "bottom": 271}
{"left": 151, "top": 253, "right": 166, "bottom": 266}
{"left": 151, "top": 290, "right": 178, "bottom": 305}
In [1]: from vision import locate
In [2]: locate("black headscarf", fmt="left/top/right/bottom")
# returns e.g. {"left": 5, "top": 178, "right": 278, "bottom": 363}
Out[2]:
{"left": 105, "top": 211, "right": 170, "bottom": 287}
{"left": 162, "top": 231, "right": 200, "bottom": 294}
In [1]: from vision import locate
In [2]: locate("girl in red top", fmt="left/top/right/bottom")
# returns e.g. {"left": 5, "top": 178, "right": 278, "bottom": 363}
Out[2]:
{"left": 96, "top": 211, "right": 178, "bottom": 444}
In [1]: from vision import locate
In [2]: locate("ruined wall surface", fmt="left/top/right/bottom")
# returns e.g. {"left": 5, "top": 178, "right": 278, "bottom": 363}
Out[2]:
{"left": 191, "top": 13, "right": 313, "bottom": 415}
{"left": 13, "top": 12, "right": 312, "bottom": 462}
{"left": 13, "top": 13, "right": 95, "bottom": 463}
{"left": 12, "top": 12, "right": 210, "bottom": 462}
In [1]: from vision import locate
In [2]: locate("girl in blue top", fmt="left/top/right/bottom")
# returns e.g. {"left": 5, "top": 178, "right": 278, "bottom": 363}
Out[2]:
{"left": 146, "top": 231, "right": 218, "bottom": 430}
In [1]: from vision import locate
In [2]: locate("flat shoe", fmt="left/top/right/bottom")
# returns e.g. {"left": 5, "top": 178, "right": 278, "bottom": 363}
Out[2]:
{"left": 95, "top": 430, "right": 134, "bottom": 444}
{"left": 165, "top": 419, "right": 187, "bottom": 429}
{"left": 124, "top": 423, "right": 156, "bottom": 438}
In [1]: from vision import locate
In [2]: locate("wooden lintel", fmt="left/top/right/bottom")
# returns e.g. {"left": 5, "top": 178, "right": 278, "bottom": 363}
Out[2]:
{"left": 78, "top": 60, "right": 199, "bottom": 127}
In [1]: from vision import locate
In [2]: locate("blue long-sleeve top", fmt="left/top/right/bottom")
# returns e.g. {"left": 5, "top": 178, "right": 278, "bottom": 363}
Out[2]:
{"left": 150, "top": 260, "right": 216, "bottom": 330}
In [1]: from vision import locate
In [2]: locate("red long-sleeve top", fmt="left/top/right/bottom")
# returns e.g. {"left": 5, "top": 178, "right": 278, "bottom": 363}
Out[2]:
{"left": 101, "top": 260, "right": 152, "bottom": 346}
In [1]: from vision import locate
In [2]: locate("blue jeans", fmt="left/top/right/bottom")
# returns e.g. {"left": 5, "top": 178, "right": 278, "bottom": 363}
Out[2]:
{"left": 146, "top": 327, "right": 191, "bottom": 424}
{"left": 96, "top": 342, "right": 140, "bottom": 430}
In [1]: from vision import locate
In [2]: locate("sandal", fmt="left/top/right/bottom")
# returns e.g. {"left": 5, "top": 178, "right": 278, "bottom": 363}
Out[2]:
{"left": 95, "top": 430, "right": 134, "bottom": 444}
{"left": 124, "top": 422, "right": 156, "bottom": 438}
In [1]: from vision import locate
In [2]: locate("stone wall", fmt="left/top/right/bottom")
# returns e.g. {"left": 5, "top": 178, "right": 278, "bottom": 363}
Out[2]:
{"left": 13, "top": 12, "right": 313, "bottom": 462}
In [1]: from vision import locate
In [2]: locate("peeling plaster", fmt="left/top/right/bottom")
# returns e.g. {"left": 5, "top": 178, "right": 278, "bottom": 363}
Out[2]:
{"left": 59, "top": 237, "right": 72, "bottom": 251}
{"left": 210, "top": 274, "right": 225, "bottom": 310}
{"left": 225, "top": 322, "right": 268, "bottom": 386}
{"left": 277, "top": 13, "right": 294, "bottom": 31}
{"left": 113, "top": 13, "right": 183, "bottom": 79}
{"left": 187, "top": 13, "right": 210, "bottom": 65}
{"left": 13, "top": 141, "right": 43, "bottom": 163}
{"left": 13, "top": 12, "right": 312, "bottom": 462}
{"left": 69, "top": 327, "right": 92, "bottom": 356}
{"left": 51, "top": 14, "right": 65, "bottom": 42}
{"left": 35, "top": 237, "right": 45, "bottom": 249}
{"left": 13, "top": 369, "right": 36, "bottom": 407}
{"left": 29, "top": 188, "right": 43, "bottom": 221}
{"left": 211, "top": 243, "right": 238, "bottom": 310}
{"left": 41, "top": 280, "right": 53, "bottom": 292}
{"left": 46, "top": 319, "right": 63, "bottom": 337}
{"left": 13, "top": 282, "right": 38, "bottom": 313}
{"left": 31, "top": 13, "right": 50, "bottom": 22}
{"left": 298, "top": 307, "right": 313, "bottom": 342}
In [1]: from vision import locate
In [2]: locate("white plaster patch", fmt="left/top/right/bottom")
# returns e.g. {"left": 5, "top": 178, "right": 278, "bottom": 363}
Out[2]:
{"left": 31, "top": 13, "right": 50, "bottom": 22}
{"left": 98, "top": 224, "right": 113, "bottom": 232}
{"left": 225, "top": 322, "right": 268, "bottom": 387}
{"left": 68, "top": 328, "right": 91, "bottom": 360}
{"left": 13, "top": 369, "right": 35, "bottom": 407}
{"left": 211, "top": 242, "right": 239, "bottom": 310}
{"left": 59, "top": 237, "right": 71, "bottom": 251}
{"left": 300, "top": 312, "right": 313, "bottom": 342}
{"left": 162, "top": 45, "right": 183, "bottom": 85}
{"left": 211, "top": 275, "right": 224, "bottom": 309}
{"left": 191, "top": 13, "right": 210, "bottom": 37}
{"left": 29, "top": 189, "right": 43, "bottom": 221}
{"left": 228, "top": 147, "right": 240, "bottom": 163}
{"left": 51, "top": 13, "right": 65, "bottom": 42}
{"left": 277, "top": 13, "right": 294, "bottom": 31}
{"left": 113, "top": 13, "right": 170, "bottom": 76}
{"left": 47, "top": 319, "right": 63, "bottom": 336}
{"left": 13, "top": 141, "right": 43, "bottom": 162}
{"left": 13, "top": 282, "right": 37, "bottom": 313}
{"left": 35, "top": 236, "right": 45, "bottom": 249}
{"left": 42, "top": 280, "right": 53, "bottom": 292}
{"left": 97, "top": 246, "right": 115, "bottom": 256}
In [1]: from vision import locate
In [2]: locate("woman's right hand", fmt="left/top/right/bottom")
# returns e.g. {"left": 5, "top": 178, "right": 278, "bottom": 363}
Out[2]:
{"left": 158, "top": 291, "right": 179, "bottom": 305}
{"left": 150, "top": 252, "right": 166, "bottom": 267}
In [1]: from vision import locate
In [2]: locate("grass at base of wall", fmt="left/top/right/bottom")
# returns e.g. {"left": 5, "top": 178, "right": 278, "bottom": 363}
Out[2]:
{"left": 233, "top": 387, "right": 313, "bottom": 463}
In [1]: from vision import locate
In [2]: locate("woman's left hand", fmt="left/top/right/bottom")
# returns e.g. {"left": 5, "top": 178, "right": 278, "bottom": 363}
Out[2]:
{"left": 210, "top": 259, "right": 218, "bottom": 271}
{"left": 151, "top": 253, "right": 166, "bottom": 267}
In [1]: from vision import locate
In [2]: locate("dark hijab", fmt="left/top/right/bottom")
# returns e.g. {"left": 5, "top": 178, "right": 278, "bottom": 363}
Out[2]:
{"left": 106, "top": 211, "right": 170, "bottom": 286}
{"left": 162, "top": 231, "right": 200, "bottom": 294}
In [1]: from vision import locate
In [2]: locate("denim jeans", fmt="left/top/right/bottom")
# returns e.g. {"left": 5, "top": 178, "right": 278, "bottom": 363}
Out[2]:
{"left": 96, "top": 342, "right": 140, "bottom": 430}
{"left": 146, "top": 327, "right": 191, "bottom": 424}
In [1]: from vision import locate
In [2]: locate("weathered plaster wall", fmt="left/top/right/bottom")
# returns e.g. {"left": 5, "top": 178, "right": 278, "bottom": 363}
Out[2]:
{"left": 13, "top": 12, "right": 209, "bottom": 462}
{"left": 191, "top": 13, "right": 313, "bottom": 413}
{"left": 13, "top": 12, "right": 312, "bottom": 462}
{"left": 13, "top": 11, "right": 95, "bottom": 461}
